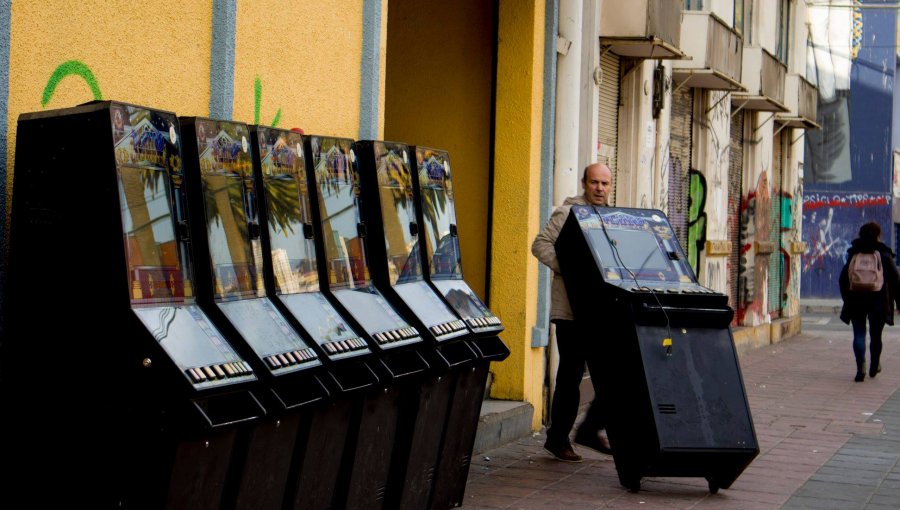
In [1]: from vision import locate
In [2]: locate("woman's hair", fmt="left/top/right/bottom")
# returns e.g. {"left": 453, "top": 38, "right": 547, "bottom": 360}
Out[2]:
{"left": 859, "top": 221, "right": 882, "bottom": 242}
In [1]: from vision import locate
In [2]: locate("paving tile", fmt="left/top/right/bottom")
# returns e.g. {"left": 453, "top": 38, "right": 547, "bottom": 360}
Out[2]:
{"left": 463, "top": 325, "right": 900, "bottom": 509}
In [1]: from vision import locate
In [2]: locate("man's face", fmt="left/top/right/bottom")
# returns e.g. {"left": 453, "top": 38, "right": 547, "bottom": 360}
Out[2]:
{"left": 583, "top": 164, "right": 612, "bottom": 206}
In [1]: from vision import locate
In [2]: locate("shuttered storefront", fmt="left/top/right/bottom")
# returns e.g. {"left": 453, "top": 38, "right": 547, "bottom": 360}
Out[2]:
{"left": 768, "top": 131, "right": 784, "bottom": 318}
{"left": 728, "top": 111, "right": 744, "bottom": 314}
{"left": 669, "top": 87, "right": 693, "bottom": 251}
{"left": 598, "top": 52, "right": 620, "bottom": 206}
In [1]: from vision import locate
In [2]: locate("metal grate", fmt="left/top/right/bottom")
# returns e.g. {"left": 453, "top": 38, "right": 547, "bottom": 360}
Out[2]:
{"left": 768, "top": 131, "right": 784, "bottom": 318}
{"left": 728, "top": 111, "right": 744, "bottom": 314}
{"left": 657, "top": 403, "right": 677, "bottom": 414}
{"left": 669, "top": 87, "right": 693, "bottom": 250}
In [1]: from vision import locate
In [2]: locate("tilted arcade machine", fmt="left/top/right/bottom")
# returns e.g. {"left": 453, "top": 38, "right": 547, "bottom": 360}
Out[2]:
{"left": 2, "top": 102, "right": 264, "bottom": 508}
{"left": 248, "top": 125, "right": 384, "bottom": 509}
{"left": 304, "top": 135, "right": 432, "bottom": 509}
{"left": 178, "top": 117, "right": 333, "bottom": 509}
{"left": 408, "top": 145, "right": 510, "bottom": 509}
{"left": 354, "top": 140, "right": 509, "bottom": 509}
{"left": 555, "top": 205, "right": 758, "bottom": 493}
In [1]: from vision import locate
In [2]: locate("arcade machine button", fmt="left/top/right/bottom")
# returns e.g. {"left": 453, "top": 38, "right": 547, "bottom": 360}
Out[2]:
{"left": 283, "top": 352, "right": 298, "bottom": 364}
{"left": 276, "top": 353, "right": 291, "bottom": 366}
{"left": 187, "top": 368, "right": 205, "bottom": 382}
{"left": 202, "top": 366, "right": 218, "bottom": 380}
{"left": 212, "top": 365, "right": 227, "bottom": 378}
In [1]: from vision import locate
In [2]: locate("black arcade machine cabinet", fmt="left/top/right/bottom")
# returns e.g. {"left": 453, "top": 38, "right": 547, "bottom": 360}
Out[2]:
{"left": 409, "top": 146, "right": 510, "bottom": 509}
{"left": 354, "top": 140, "right": 483, "bottom": 506}
{"left": 555, "top": 206, "right": 758, "bottom": 493}
{"left": 304, "top": 135, "right": 431, "bottom": 510}
{"left": 178, "top": 117, "right": 332, "bottom": 510}
{"left": 2, "top": 101, "right": 264, "bottom": 508}
{"left": 249, "top": 125, "right": 382, "bottom": 510}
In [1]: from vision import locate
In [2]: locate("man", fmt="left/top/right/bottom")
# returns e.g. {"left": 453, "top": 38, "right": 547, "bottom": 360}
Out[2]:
{"left": 531, "top": 163, "right": 613, "bottom": 462}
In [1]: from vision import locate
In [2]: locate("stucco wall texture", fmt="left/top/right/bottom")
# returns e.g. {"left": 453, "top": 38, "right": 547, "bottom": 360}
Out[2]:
{"left": 233, "top": 1, "right": 366, "bottom": 138}
{"left": 6, "top": 2, "right": 214, "bottom": 198}
{"left": 490, "top": 0, "right": 545, "bottom": 426}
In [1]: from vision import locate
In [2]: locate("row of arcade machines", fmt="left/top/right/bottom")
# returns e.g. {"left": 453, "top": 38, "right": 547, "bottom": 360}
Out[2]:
{"left": 1, "top": 100, "right": 508, "bottom": 509}
{"left": 555, "top": 205, "right": 759, "bottom": 493}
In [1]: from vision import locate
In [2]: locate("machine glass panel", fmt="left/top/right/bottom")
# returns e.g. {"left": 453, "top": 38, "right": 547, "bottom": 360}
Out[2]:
{"left": 413, "top": 147, "right": 502, "bottom": 332}
{"left": 372, "top": 142, "right": 421, "bottom": 284}
{"left": 414, "top": 148, "right": 461, "bottom": 280}
{"left": 193, "top": 119, "right": 317, "bottom": 372}
{"left": 115, "top": 105, "right": 253, "bottom": 387}
{"left": 309, "top": 136, "right": 417, "bottom": 347}
{"left": 255, "top": 127, "right": 365, "bottom": 356}
{"left": 368, "top": 141, "right": 465, "bottom": 340}
{"left": 194, "top": 119, "right": 264, "bottom": 301}
{"left": 571, "top": 206, "right": 716, "bottom": 294}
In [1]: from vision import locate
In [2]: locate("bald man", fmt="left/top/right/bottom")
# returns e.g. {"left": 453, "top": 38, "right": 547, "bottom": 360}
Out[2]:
{"left": 531, "top": 163, "right": 613, "bottom": 462}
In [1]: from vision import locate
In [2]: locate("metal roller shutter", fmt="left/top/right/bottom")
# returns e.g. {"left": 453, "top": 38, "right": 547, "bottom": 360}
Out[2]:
{"left": 598, "top": 52, "right": 620, "bottom": 206}
{"left": 728, "top": 111, "right": 743, "bottom": 313}
{"left": 669, "top": 87, "right": 693, "bottom": 251}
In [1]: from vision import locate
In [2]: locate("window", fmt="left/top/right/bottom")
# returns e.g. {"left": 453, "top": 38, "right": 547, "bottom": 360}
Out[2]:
{"left": 684, "top": 0, "right": 703, "bottom": 11}
{"left": 776, "top": 0, "right": 791, "bottom": 64}
{"left": 734, "top": 0, "right": 753, "bottom": 43}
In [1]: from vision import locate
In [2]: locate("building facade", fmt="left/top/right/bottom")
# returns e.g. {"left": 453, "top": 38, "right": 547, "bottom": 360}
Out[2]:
{"left": 0, "top": 0, "right": 825, "bottom": 432}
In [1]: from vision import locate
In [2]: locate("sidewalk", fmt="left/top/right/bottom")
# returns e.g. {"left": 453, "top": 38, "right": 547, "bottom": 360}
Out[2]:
{"left": 462, "top": 312, "right": 900, "bottom": 509}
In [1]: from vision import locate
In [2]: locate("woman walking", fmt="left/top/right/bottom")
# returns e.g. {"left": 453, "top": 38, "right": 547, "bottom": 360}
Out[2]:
{"left": 839, "top": 222, "right": 900, "bottom": 381}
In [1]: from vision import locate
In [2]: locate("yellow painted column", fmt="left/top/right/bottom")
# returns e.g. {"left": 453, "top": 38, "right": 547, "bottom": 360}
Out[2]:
{"left": 489, "top": 0, "right": 546, "bottom": 431}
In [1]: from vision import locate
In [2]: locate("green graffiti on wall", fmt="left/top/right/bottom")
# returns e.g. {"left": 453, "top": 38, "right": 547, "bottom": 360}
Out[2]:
{"left": 687, "top": 169, "right": 707, "bottom": 277}
{"left": 254, "top": 76, "right": 282, "bottom": 127}
{"left": 42, "top": 60, "right": 102, "bottom": 107}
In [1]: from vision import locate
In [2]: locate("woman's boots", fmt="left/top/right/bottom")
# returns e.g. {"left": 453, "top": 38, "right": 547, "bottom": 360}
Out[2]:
{"left": 855, "top": 360, "right": 866, "bottom": 382}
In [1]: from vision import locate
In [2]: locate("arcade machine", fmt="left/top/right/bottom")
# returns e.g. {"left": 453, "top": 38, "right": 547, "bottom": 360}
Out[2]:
{"left": 555, "top": 205, "right": 759, "bottom": 493}
{"left": 304, "top": 135, "right": 432, "bottom": 509}
{"left": 354, "top": 140, "right": 503, "bottom": 509}
{"left": 1, "top": 101, "right": 264, "bottom": 508}
{"left": 178, "top": 117, "right": 332, "bottom": 510}
{"left": 248, "top": 125, "right": 384, "bottom": 510}
{"left": 409, "top": 146, "right": 510, "bottom": 509}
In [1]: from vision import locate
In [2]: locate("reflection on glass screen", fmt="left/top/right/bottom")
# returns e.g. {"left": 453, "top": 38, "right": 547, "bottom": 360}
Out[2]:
{"left": 373, "top": 142, "right": 421, "bottom": 284}
{"left": 257, "top": 127, "right": 319, "bottom": 294}
{"left": 310, "top": 137, "right": 369, "bottom": 289}
{"left": 589, "top": 228, "right": 669, "bottom": 272}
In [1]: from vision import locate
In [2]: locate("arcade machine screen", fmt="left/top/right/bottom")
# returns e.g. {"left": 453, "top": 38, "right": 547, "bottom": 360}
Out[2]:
{"left": 116, "top": 105, "right": 254, "bottom": 387}
{"left": 189, "top": 119, "right": 319, "bottom": 373}
{"left": 571, "top": 206, "right": 719, "bottom": 296}
{"left": 362, "top": 141, "right": 467, "bottom": 342}
{"left": 307, "top": 136, "right": 420, "bottom": 349}
{"left": 413, "top": 147, "right": 502, "bottom": 335}
{"left": 254, "top": 126, "right": 368, "bottom": 358}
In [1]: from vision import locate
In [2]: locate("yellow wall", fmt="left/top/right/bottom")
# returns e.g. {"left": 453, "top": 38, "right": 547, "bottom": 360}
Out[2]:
{"left": 383, "top": 0, "right": 493, "bottom": 299}
{"left": 490, "top": 0, "right": 546, "bottom": 430}
{"left": 234, "top": 1, "right": 367, "bottom": 137}
{"left": 7, "top": 2, "right": 214, "bottom": 199}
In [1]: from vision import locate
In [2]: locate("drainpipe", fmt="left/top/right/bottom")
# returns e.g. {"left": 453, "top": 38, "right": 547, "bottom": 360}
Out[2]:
{"left": 549, "top": 0, "right": 585, "bottom": 415}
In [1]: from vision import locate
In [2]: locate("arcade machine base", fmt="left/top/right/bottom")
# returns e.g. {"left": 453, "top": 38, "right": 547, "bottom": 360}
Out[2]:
{"left": 602, "top": 316, "right": 758, "bottom": 494}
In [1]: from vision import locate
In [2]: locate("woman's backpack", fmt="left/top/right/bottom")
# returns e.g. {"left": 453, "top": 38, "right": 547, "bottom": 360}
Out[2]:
{"left": 848, "top": 252, "right": 884, "bottom": 292}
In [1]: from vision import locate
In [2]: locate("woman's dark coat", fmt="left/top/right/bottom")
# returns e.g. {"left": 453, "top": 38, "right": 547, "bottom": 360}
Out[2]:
{"left": 839, "top": 238, "right": 900, "bottom": 325}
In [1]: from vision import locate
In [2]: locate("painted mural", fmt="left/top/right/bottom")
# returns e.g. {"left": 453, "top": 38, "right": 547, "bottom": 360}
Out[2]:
{"left": 738, "top": 171, "right": 771, "bottom": 325}
{"left": 801, "top": 192, "right": 892, "bottom": 297}
{"left": 699, "top": 90, "right": 731, "bottom": 294}
{"left": 802, "top": 0, "right": 896, "bottom": 298}
{"left": 688, "top": 169, "right": 706, "bottom": 276}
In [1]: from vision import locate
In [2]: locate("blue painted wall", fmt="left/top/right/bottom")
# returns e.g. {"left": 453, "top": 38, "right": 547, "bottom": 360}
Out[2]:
{"left": 801, "top": 1, "right": 896, "bottom": 298}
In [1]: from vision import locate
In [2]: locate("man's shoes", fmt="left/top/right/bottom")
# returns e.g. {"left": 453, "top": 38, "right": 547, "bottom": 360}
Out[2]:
{"left": 574, "top": 430, "right": 612, "bottom": 455}
{"left": 543, "top": 440, "right": 582, "bottom": 463}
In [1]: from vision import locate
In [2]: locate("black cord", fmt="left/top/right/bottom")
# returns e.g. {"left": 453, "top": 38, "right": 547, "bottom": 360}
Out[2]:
{"left": 594, "top": 206, "right": 672, "bottom": 343}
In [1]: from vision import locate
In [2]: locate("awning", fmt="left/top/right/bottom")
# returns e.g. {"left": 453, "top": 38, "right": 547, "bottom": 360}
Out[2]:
{"left": 600, "top": 37, "right": 687, "bottom": 60}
